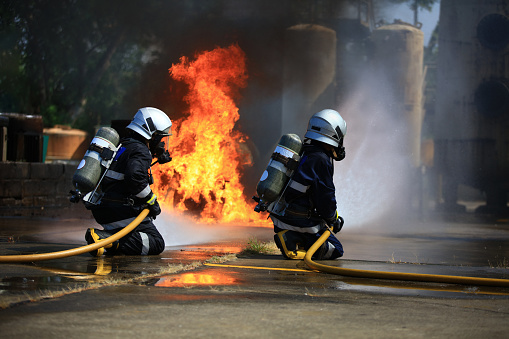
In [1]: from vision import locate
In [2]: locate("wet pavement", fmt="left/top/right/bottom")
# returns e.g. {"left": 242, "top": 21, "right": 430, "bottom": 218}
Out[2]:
{"left": 1, "top": 213, "right": 509, "bottom": 338}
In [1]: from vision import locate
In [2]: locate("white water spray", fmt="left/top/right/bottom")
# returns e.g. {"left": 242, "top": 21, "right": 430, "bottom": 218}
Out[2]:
{"left": 155, "top": 211, "right": 269, "bottom": 247}
{"left": 335, "top": 71, "right": 414, "bottom": 229}
{"left": 156, "top": 212, "right": 225, "bottom": 246}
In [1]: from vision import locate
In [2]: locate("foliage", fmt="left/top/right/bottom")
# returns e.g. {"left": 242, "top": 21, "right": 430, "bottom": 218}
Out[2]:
{"left": 0, "top": 0, "right": 176, "bottom": 134}
{"left": 1, "top": 0, "right": 441, "bottom": 135}
{"left": 382, "top": 0, "right": 439, "bottom": 26}
{"left": 389, "top": 0, "right": 437, "bottom": 12}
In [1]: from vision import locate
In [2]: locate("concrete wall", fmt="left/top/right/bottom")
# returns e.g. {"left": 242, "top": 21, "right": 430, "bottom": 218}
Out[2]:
{"left": 0, "top": 162, "right": 90, "bottom": 218}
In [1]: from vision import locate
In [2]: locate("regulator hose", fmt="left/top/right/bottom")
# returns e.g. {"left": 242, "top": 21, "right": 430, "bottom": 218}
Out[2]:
{"left": 304, "top": 229, "right": 509, "bottom": 288}
{"left": 0, "top": 209, "right": 150, "bottom": 263}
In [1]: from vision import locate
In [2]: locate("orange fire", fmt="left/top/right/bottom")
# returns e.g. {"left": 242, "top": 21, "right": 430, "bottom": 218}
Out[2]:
{"left": 155, "top": 270, "right": 238, "bottom": 287}
{"left": 153, "top": 44, "right": 269, "bottom": 226}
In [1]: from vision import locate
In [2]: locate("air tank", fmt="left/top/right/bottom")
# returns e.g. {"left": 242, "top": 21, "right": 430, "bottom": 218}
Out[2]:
{"left": 255, "top": 134, "right": 302, "bottom": 205}
{"left": 72, "top": 127, "right": 120, "bottom": 194}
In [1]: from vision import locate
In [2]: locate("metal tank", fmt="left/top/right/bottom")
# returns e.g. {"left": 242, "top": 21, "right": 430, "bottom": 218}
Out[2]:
{"left": 44, "top": 126, "right": 89, "bottom": 163}
{"left": 434, "top": 0, "right": 509, "bottom": 213}
{"left": 370, "top": 22, "right": 425, "bottom": 168}
{"left": 281, "top": 24, "right": 337, "bottom": 136}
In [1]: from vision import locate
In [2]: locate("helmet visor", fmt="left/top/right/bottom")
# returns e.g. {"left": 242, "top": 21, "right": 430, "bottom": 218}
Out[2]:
{"left": 160, "top": 126, "right": 172, "bottom": 137}
{"left": 150, "top": 135, "right": 172, "bottom": 164}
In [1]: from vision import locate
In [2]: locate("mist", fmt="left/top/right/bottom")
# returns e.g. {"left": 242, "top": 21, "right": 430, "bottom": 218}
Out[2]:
{"left": 156, "top": 67, "right": 417, "bottom": 245}
{"left": 334, "top": 68, "right": 414, "bottom": 230}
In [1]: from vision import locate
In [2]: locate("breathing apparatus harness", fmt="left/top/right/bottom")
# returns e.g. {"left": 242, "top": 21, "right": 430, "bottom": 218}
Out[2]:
{"left": 257, "top": 152, "right": 302, "bottom": 215}
{"left": 253, "top": 136, "right": 345, "bottom": 260}
{"left": 69, "top": 127, "right": 122, "bottom": 206}
{"left": 70, "top": 131, "right": 172, "bottom": 209}
{"left": 267, "top": 142, "right": 336, "bottom": 220}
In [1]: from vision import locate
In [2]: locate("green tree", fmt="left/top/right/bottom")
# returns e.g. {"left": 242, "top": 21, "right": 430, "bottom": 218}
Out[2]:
{"left": 387, "top": 0, "right": 438, "bottom": 26}
{"left": 0, "top": 0, "right": 176, "bottom": 133}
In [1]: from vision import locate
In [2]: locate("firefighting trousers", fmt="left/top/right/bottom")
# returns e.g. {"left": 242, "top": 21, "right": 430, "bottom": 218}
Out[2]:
{"left": 91, "top": 204, "right": 165, "bottom": 255}
{"left": 93, "top": 220, "right": 165, "bottom": 255}
{"left": 274, "top": 226, "right": 343, "bottom": 260}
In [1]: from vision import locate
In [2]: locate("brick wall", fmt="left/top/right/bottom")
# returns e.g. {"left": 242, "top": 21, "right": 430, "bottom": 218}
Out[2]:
{"left": 0, "top": 162, "right": 90, "bottom": 218}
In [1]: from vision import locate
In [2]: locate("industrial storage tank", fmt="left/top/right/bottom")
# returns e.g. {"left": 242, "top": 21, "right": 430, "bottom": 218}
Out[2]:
{"left": 43, "top": 126, "right": 89, "bottom": 163}
{"left": 282, "top": 24, "right": 337, "bottom": 136}
{"left": 434, "top": 0, "right": 509, "bottom": 213}
{"left": 370, "top": 22, "right": 425, "bottom": 168}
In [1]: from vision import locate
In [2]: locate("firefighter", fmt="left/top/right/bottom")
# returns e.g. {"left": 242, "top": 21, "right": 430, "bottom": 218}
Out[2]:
{"left": 271, "top": 109, "right": 346, "bottom": 260}
{"left": 85, "top": 107, "right": 172, "bottom": 256}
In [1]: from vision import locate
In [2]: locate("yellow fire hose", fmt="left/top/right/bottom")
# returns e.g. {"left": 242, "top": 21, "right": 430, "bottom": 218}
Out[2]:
{"left": 304, "top": 229, "right": 509, "bottom": 288}
{"left": 3, "top": 209, "right": 508, "bottom": 288}
{"left": 0, "top": 209, "right": 149, "bottom": 263}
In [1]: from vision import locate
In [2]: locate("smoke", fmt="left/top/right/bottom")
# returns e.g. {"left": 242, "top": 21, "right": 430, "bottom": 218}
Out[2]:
{"left": 334, "top": 69, "right": 414, "bottom": 230}
{"left": 155, "top": 211, "right": 267, "bottom": 247}
{"left": 156, "top": 212, "right": 225, "bottom": 246}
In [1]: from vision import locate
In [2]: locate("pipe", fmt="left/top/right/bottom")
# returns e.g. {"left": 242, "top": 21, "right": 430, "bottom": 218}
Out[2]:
{"left": 0, "top": 209, "right": 149, "bottom": 263}
{"left": 304, "top": 229, "right": 509, "bottom": 287}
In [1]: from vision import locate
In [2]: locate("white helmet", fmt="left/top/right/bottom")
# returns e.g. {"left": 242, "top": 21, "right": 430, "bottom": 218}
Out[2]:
{"left": 304, "top": 109, "right": 346, "bottom": 147}
{"left": 127, "top": 107, "right": 172, "bottom": 140}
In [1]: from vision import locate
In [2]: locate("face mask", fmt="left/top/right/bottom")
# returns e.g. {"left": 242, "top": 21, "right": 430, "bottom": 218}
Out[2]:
{"left": 333, "top": 146, "right": 345, "bottom": 161}
{"left": 332, "top": 138, "right": 345, "bottom": 161}
{"left": 150, "top": 135, "right": 172, "bottom": 165}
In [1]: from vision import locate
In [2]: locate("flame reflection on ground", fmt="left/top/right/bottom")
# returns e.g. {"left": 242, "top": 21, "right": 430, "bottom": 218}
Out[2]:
{"left": 155, "top": 269, "right": 239, "bottom": 287}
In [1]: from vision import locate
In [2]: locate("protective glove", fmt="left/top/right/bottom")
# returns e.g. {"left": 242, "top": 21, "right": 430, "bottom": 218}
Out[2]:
{"left": 326, "top": 210, "right": 344, "bottom": 233}
{"left": 149, "top": 200, "right": 161, "bottom": 219}
{"left": 332, "top": 215, "right": 344, "bottom": 233}
{"left": 145, "top": 192, "right": 161, "bottom": 219}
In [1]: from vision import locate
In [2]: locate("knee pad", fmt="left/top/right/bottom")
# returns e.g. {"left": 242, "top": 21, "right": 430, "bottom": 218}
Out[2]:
{"left": 313, "top": 241, "right": 343, "bottom": 260}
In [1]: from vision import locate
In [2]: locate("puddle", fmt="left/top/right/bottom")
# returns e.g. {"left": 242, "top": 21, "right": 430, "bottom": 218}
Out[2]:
{"left": 0, "top": 259, "right": 116, "bottom": 295}
{"left": 152, "top": 294, "right": 235, "bottom": 301}
{"left": 328, "top": 278, "right": 509, "bottom": 298}
{"left": 0, "top": 275, "right": 87, "bottom": 293}
{"left": 155, "top": 268, "right": 241, "bottom": 287}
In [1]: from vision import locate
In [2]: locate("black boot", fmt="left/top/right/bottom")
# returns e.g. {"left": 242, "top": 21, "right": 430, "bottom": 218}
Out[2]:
{"left": 85, "top": 228, "right": 120, "bottom": 256}
{"left": 274, "top": 230, "right": 306, "bottom": 260}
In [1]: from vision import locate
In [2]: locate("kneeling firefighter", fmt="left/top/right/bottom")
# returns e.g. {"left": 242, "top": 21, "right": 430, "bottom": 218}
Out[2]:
{"left": 270, "top": 109, "right": 347, "bottom": 260}
{"left": 83, "top": 107, "right": 173, "bottom": 256}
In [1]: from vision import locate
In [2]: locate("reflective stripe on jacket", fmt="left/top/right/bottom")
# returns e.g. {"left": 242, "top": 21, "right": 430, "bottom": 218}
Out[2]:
{"left": 101, "top": 137, "right": 153, "bottom": 203}
{"left": 271, "top": 144, "right": 337, "bottom": 232}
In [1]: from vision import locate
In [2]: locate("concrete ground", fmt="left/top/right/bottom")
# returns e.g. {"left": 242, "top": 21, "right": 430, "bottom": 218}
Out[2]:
{"left": 1, "top": 213, "right": 509, "bottom": 338}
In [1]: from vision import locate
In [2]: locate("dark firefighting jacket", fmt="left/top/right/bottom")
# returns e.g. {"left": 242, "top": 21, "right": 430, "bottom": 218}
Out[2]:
{"left": 270, "top": 143, "right": 337, "bottom": 234}
{"left": 91, "top": 137, "right": 154, "bottom": 225}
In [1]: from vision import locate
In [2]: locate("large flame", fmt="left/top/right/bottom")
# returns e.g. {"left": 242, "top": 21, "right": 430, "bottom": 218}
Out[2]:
{"left": 153, "top": 44, "right": 268, "bottom": 226}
